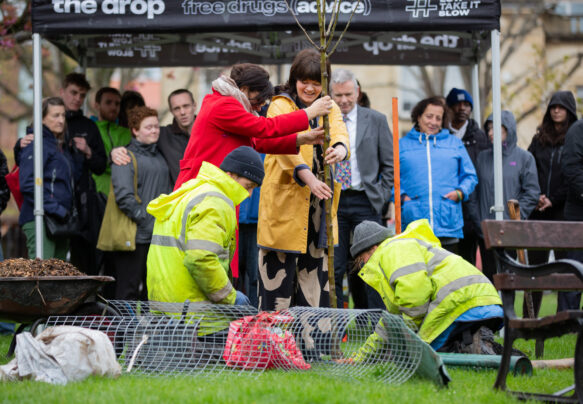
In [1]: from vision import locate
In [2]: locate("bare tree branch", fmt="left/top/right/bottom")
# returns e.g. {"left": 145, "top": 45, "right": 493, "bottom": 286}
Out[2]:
{"left": 283, "top": 0, "right": 319, "bottom": 49}
{"left": 417, "top": 67, "right": 436, "bottom": 96}
{"left": 515, "top": 104, "right": 539, "bottom": 123}
{"left": 326, "top": 0, "right": 341, "bottom": 36}
{"left": 0, "top": 75, "right": 31, "bottom": 107}
{"left": 326, "top": 0, "right": 362, "bottom": 56}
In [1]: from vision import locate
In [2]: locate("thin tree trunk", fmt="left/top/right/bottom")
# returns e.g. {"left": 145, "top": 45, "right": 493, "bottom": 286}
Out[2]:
{"left": 316, "top": 0, "right": 336, "bottom": 309}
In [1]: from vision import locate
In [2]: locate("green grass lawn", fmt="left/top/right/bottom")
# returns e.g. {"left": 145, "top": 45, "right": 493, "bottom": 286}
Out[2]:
{"left": 0, "top": 293, "right": 579, "bottom": 404}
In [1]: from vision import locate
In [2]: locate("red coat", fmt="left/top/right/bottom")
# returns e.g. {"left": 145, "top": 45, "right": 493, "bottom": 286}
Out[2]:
{"left": 175, "top": 90, "right": 309, "bottom": 189}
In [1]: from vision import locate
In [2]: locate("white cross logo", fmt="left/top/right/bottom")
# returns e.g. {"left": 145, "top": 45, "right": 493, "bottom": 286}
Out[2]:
{"left": 405, "top": 0, "right": 438, "bottom": 18}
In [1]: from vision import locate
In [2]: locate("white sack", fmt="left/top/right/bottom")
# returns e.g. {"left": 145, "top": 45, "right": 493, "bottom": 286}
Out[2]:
{"left": 0, "top": 326, "right": 121, "bottom": 384}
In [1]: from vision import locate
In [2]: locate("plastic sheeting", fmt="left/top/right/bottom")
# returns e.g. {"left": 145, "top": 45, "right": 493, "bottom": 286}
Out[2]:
{"left": 0, "top": 326, "right": 121, "bottom": 385}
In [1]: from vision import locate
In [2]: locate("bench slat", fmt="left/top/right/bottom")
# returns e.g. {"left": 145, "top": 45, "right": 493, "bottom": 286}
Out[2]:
{"left": 494, "top": 273, "right": 583, "bottom": 291}
{"left": 508, "top": 311, "right": 583, "bottom": 329}
{"left": 482, "top": 220, "right": 583, "bottom": 250}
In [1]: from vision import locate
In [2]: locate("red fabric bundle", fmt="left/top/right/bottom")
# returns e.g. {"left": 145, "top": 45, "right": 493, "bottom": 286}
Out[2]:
{"left": 223, "top": 312, "right": 310, "bottom": 371}
{"left": 5, "top": 165, "right": 22, "bottom": 208}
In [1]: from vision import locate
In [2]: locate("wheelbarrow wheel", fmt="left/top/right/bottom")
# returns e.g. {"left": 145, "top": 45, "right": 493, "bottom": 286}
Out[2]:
{"left": 73, "top": 301, "right": 121, "bottom": 317}
{"left": 30, "top": 317, "right": 49, "bottom": 336}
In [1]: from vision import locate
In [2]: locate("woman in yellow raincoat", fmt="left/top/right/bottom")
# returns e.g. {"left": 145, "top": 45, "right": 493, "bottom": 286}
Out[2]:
{"left": 257, "top": 49, "right": 349, "bottom": 311}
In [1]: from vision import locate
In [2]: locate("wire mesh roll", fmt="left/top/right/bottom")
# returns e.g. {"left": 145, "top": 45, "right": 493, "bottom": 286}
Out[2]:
{"left": 43, "top": 301, "right": 426, "bottom": 383}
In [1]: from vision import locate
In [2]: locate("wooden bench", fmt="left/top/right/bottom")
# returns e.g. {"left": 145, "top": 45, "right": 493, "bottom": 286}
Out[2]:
{"left": 482, "top": 220, "right": 583, "bottom": 403}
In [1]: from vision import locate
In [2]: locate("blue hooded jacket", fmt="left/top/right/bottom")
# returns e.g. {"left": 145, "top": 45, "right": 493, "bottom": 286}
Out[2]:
{"left": 18, "top": 126, "right": 83, "bottom": 226}
{"left": 399, "top": 127, "right": 478, "bottom": 239}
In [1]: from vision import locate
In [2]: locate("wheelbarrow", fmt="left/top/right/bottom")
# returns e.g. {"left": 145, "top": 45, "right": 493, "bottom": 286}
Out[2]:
{"left": 0, "top": 275, "right": 116, "bottom": 356}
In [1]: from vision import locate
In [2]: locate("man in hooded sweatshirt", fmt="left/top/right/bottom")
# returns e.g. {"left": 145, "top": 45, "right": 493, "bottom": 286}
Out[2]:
{"left": 474, "top": 110, "right": 540, "bottom": 281}
{"left": 146, "top": 146, "right": 264, "bottom": 305}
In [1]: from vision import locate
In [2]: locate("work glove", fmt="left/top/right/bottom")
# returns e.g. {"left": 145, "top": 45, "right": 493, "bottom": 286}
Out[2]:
{"left": 234, "top": 291, "right": 250, "bottom": 306}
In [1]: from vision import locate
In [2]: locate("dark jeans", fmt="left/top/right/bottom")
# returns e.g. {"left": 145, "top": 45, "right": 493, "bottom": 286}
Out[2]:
{"left": 70, "top": 237, "right": 99, "bottom": 275}
{"left": 111, "top": 243, "right": 149, "bottom": 300}
{"left": 478, "top": 238, "right": 518, "bottom": 283}
{"left": 558, "top": 250, "right": 583, "bottom": 311}
{"left": 458, "top": 230, "right": 478, "bottom": 265}
{"left": 334, "top": 190, "right": 384, "bottom": 310}
{"left": 238, "top": 223, "right": 259, "bottom": 308}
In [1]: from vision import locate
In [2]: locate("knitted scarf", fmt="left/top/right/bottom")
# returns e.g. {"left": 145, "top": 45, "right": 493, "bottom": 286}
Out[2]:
{"left": 211, "top": 75, "right": 258, "bottom": 116}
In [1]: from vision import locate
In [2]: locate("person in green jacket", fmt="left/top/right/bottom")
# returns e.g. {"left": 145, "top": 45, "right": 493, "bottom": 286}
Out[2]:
{"left": 348, "top": 219, "right": 503, "bottom": 356}
{"left": 146, "top": 146, "right": 263, "bottom": 305}
{"left": 92, "top": 87, "right": 132, "bottom": 200}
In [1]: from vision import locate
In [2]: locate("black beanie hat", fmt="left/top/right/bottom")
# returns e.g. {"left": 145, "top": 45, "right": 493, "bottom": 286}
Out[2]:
{"left": 220, "top": 146, "right": 265, "bottom": 186}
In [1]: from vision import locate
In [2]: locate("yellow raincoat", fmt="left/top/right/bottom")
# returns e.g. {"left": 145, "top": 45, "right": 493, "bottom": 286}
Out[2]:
{"left": 257, "top": 94, "right": 349, "bottom": 253}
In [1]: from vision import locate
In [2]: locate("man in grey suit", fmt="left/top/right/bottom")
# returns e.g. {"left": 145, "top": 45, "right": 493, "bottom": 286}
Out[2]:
{"left": 331, "top": 68, "right": 394, "bottom": 309}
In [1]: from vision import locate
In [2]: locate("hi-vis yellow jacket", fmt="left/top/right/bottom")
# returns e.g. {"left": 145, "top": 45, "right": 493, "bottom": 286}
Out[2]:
{"left": 146, "top": 162, "right": 249, "bottom": 304}
{"left": 359, "top": 219, "right": 501, "bottom": 344}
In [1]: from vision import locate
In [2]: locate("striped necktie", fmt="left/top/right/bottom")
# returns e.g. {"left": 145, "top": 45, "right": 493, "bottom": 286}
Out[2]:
{"left": 336, "top": 114, "right": 351, "bottom": 190}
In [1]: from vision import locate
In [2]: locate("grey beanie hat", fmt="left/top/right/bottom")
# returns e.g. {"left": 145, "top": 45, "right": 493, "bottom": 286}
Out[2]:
{"left": 350, "top": 221, "right": 392, "bottom": 258}
{"left": 220, "top": 146, "right": 265, "bottom": 185}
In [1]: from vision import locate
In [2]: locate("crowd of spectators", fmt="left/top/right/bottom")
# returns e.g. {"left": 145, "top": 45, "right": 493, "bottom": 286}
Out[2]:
{"left": 2, "top": 65, "right": 582, "bottom": 320}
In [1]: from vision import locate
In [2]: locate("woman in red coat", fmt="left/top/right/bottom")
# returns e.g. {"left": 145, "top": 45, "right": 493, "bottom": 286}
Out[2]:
{"left": 174, "top": 63, "right": 332, "bottom": 189}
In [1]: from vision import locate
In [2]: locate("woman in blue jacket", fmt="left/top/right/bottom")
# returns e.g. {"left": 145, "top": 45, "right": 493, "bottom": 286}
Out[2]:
{"left": 18, "top": 97, "right": 82, "bottom": 259}
{"left": 399, "top": 96, "right": 477, "bottom": 253}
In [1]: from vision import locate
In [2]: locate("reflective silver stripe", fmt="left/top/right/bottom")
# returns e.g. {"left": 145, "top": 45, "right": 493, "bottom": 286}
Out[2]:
{"left": 186, "top": 239, "right": 230, "bottom": 261}
{"left": 181, "top": 191, "right": 234, "bottom": 243}
{"left": 153, "top": 191, "right": 235, "bottom": 252}
{"left": 150, "top": 234, "right": 184, "bottom": 250}
{"left": 384, "top": 237, "right": 452, "bottom": 276}
{"left": 385, "top": 237, "right": 433, "bottom": 249}
{"left": 378, "top": 263, "right": 391, "bottom": 285}
{"left": 427, "top": 275, "right": 490, "bottom": 314}
{"left": 208, "top": 282, "right": 233, "bottom": 303}
{"left": 414, "top": 239, "right": 434, "bottom": 249}
{"left": 400, "top": 302, "right": 429, "bottom": 318}
{"left": 389, "top": 262, "right": 426, "bottom": 288}
{"left": 426, "top": 247, "right": 453, "bottom": 276}
{"left": 375, "top": 321, "right": 389, "bottom": 341}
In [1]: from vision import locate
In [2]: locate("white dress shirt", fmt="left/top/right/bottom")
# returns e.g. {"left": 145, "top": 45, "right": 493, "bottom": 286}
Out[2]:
{"left": 344, "top": 106, "right": 363, "bottom": 191}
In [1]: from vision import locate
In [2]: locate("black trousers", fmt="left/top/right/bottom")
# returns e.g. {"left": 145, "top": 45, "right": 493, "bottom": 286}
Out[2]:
{"left": 334, "top": 190, "right": 384, "bottom": 310}
{"left": 70, "top": 237, "right": 99, "bottom": 275}
{"left": 558, "top": 250, "right": 583, "bottom": 311}
{"left": 458, "top": 230, "right": 479, "bottom": 265}
{"left": 111, "top": 243, "right": 149, "bottom": 301}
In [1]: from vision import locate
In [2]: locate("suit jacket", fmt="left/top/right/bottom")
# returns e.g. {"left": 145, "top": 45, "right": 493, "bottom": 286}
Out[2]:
{"left": 350, "top": 105, "right": 394, "bottom": 214}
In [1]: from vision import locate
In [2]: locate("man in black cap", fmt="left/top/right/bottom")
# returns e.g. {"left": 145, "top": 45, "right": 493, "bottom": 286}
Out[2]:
{"left": 445, "top": 88, "right": 489, "bottom": 265}
{"left": 146, "top": 146, "right": 264, "bottom": 305}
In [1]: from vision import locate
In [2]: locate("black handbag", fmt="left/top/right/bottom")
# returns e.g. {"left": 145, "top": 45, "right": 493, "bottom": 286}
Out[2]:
{"left": 44, "top": 206, "right": 81, "bottom": 238}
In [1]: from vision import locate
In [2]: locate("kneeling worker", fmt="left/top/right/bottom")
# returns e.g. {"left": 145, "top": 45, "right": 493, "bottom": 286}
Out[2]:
{"left": 350, "top": 219, "right": 503, "bottom": 355}
{"left": 146, "top": 146, "right": 264, "bottom": 305}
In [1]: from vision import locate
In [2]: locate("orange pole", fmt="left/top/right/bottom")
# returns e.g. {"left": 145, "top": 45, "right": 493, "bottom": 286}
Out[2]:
{"left": 392, "top": 98, "right": 401, "bottom": 234}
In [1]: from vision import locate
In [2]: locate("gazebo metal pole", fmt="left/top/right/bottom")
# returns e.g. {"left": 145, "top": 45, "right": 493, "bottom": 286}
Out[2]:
{"left": 33, "top": 33, "right": 44, "bottom": 258}
{"left": 471, "top": 63, "right": 481, "bottom": 125}
{"left": 490, "top": 29, "right": 503, "bottom": 221}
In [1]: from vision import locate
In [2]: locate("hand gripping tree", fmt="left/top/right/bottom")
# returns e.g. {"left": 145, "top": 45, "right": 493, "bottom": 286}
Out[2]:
{"left": 285, "top": 0, "right": 361, "bottom": 308}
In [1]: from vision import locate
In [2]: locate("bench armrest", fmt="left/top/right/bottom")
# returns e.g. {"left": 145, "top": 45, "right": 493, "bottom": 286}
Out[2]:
{"left": 493, "top": 249, "right": 583, "bottom": 282}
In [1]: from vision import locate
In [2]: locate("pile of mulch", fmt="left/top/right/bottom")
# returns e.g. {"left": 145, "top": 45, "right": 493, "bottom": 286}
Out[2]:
{"left": 0, "top": 258, "right": 84, "bottom": 277}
